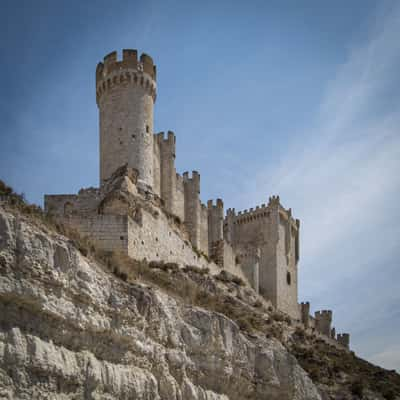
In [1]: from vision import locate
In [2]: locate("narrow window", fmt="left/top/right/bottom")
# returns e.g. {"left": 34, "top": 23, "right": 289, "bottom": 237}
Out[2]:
{"left": 287, "top": 271, "right": 291, "bottom": 285}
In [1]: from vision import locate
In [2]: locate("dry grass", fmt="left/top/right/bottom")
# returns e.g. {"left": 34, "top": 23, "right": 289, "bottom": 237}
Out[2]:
{"left": 290, "top": 335, "right": 400, "bottom": 398}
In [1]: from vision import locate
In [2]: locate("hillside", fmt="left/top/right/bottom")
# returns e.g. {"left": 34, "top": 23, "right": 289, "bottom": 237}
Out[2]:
{"left": 0, "top": 183, "right": 399, "bottom": 399}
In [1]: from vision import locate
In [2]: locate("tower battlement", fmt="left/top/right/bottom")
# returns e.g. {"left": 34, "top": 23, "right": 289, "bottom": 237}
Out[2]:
{"left": 207, "top": 199, "right": 224, "bottom": 209}
{"left": 236, "top": 203, "right": 268, "bottom": 216}
{"left": 315, "top": 310, "right": 333, "bottom": 320}
{"left": 231, "top": 199, "right": 298, "bottom": 230}
{"left": 156, "top": 131, "right": 176, "bottom": 146}
{"left": 96, "top": 49, "right": 157, "bottom": 104}
{"left": 183, "top": 171, "right": 200, "bottom": 192}
{"left": 97, "top": 49, "right": 156, "bottom": 81}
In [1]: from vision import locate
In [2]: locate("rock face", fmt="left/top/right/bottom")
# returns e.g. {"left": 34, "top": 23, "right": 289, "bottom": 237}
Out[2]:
{"left": 0, "top": 207, "right": 322, "bottom": 399}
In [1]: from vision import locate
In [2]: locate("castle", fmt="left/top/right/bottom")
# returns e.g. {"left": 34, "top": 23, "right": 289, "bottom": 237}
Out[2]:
{"left": 44, "top": 49, "right": 349, "bottom": 349}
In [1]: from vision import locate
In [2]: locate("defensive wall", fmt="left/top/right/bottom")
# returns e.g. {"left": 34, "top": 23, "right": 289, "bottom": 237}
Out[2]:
{"left": 300, "top": 302, "right": 350, "bottom": 349}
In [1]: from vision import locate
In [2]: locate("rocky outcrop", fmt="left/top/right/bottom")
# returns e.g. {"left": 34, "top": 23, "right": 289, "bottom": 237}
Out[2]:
{"left": 0, "top": 207, "right": 322, "bottom": 399}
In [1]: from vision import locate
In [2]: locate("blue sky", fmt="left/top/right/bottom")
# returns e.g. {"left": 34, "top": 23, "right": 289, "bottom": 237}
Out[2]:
{"left": 1, "top": 0, "right": 399, "bottom": 371}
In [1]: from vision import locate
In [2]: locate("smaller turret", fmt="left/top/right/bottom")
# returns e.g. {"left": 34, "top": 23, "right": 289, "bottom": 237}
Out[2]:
{"left": 183, "top": 171, "right": 201, "bottom": 249}
{"left": 337, "top": 333, "right": 350, "bottom": 349}
{"left": 157, "top": 131, "right": 177, "bottom": 213}
{"left": 315, "top": 310, "right": 333, "bottom": 337}
{"left": 224, "top": 207, "right": 236, "bottom": 244}
{"left": 331, "top": 327, "right": 336, "bottom": 339}
{"left": 300, "top": 302, "right": 310, "bottom": 328}
{"left": 208, "top": 199, "right": 224, "bottom": 243}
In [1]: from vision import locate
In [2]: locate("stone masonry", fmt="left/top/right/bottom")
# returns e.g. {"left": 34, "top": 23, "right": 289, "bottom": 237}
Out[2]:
{"left": 45, "top": 49, "right": 350, "bottom": 348}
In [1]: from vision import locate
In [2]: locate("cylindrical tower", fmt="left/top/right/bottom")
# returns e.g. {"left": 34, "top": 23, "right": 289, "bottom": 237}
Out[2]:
{"left": 96, "top": 49, "right": 157, "bottom": 188}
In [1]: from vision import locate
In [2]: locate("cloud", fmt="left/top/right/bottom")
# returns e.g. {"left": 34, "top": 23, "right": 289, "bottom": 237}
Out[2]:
{"left": 369, "top": 345, "right": 400, "bottom": 372}
{"left": 241, "top": 2, "right": 400, "bottom": 369}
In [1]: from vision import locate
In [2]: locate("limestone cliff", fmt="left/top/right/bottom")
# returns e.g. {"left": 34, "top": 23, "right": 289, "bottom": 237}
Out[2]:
{"left": 0, "top": 206, "right": 320, "bottom": 399}
{"left": 0, "top": 204, "right": 399, "bottom": 399}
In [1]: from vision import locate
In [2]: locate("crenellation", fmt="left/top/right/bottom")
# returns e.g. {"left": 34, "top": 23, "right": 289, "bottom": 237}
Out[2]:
{"left": 44, "top": 48, "right": 351, "bottom": 349}
{"left": 123, "top": 48, "right": 138, "bottom": 63}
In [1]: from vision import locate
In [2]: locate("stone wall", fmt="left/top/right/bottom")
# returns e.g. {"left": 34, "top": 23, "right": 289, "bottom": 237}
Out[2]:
{"left": 45, "top": 188, "right": 101, "bottom": 217}
{"left": 236, "top": 246, "right": 260, "bottom": 294}
{"left": 127, "top": 206, "right": 218, "bottom": 271}
{"left": 62, "top": 214, "right": 128, "bottom": 252}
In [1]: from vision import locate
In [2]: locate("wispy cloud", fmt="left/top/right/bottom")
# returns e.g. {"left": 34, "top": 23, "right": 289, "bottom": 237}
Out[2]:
{"left": 243, "top": 3, "right": 400, "bottom": 369}
{"left": 370, "top": 344, "right": 400, "bottom": 372}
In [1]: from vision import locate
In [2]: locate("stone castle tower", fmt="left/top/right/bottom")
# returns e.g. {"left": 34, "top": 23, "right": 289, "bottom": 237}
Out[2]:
{"left": 96, "top": 50, "right": 157, "bottom": 189}
{"left": 44, "top": 49, "right": 349, "bottom": 349}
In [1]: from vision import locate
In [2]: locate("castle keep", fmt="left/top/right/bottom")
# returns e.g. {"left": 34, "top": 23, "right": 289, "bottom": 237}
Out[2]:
{"left": 45, "top": 49, "right": 349, "bottom": 348}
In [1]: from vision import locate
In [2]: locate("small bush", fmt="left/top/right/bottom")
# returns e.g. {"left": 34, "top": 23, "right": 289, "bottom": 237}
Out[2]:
{"left": 231, "top": 275, "right": 245, "bottom": 286}
{"left": 284, "top": 315, "right": 292, "bottom": 325}
{"left": 294, "top": 327, "right": 306, "bottom": 339}
{"left": 236, "top": 316, "right": 252, "bottom": 332}
{"left": 164, "top": 262, "right": 179, "bottom": 272}
{"left": 253, "top": 299, "right": 263, "bottom": 308}
{"left": 271, "top": 312, "right": 285, "bottom": 322}
{"left": 183, "top": 265, "right": 209, "bottom": 275}
{"left": 383, "top": 388, "right": 396, "bottom": 400}
{"left": 215, "top": 270, "right": 244, "bottom": 286}
{"left": 149, "top": 261, "right": 164, "bottom": 269}
{"left": 0, "top": 180, "right": 13, "bottom": 195}
{"left": 350, "top": 380, "right": 365, "bottom": 397}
